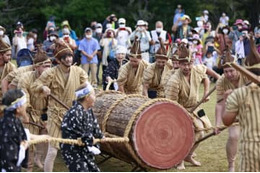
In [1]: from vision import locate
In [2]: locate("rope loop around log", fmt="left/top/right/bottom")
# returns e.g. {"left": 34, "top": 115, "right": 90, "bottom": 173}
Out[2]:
{"left": 122, "top": 98, "right": 183, "bottom": 169}
{"left": 101, "top": 94, "right": 145, "bottom": 133}
{"left": 124, "top": 98, "right": 185, "bottom": 137}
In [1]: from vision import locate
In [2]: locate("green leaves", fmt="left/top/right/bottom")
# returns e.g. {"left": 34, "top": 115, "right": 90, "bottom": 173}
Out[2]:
{"left": 0, "top": 0, "right": 259, "bottom": 41}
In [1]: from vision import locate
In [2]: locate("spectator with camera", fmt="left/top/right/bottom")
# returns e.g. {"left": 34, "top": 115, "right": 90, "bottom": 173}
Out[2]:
{"left": 150, "top": 21, "right": 169, "bottom": 62}
{"left": 60, "top": 28, "right": 77, "bottom": 50}
{"left": 100, "top": 28, "right": 118, "bottom": 73}
{"left": 103, "top": 14, "right": 118, "bottom": 32}
{"left": 173, "top": 4, "right": 185, "bottom": 27}
{"left": 172, "top": 15, "right": 193, "bottom": 41}
{"left": 115, "top": 18, "right": 132, "bottom": 49}
{"left": 130, "top": 20, "right": 152, "bottom": 63}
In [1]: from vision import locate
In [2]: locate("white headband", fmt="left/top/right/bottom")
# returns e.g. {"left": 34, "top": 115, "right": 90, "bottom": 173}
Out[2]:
{"left": 75, "top": 82, "right": 94, "bottom": 99}
{"left": 5, "top": 91, "right": 27, "bottom": 111}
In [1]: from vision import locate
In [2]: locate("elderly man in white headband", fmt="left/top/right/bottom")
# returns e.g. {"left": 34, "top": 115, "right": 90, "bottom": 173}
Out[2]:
{"left": 102, "top": 45, "right": 127, "bottom": 90}
{"left": 0, "top": 89, "right": 49, "bottom": 172}
{"left": 60, "top": 82, "right": 103, "bottom": 172}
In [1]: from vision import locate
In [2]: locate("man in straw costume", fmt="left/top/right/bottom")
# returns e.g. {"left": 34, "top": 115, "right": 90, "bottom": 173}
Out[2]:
{"left": 214, "top": 48, "right": 248, "bottom": 172}
{"left": 142, "top": 38, "right": 173, "bottom": 98}
{"left": 162, "top": 49, "right": 180, "bottom": 86}
{"left": 117, "top": 37, "right": 149, "bottom": 94}
{"left": 223, "top": 35, "right": 260, "bottom": 172}
{"left": 17, "top": 47, "right": 52, "bottom": 171}
{"left": 61, "top": 81, "right": 103, "bottom": 172}
{"left": 165, "top": 43, "right": 220, "bottom": 169}
{"left": 0, "top": 39, "right": 16, "bottom": 101}
{"left": 1, "top": 64, "right": 33, "bottom": 95}
{"left": 31, "top": 40, "right": 88, "bottom": 172}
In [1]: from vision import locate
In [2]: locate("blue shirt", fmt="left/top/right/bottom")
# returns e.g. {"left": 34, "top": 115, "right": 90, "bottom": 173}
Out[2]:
{"left": 78, "top": 38, "right": 100, "bottom": 64}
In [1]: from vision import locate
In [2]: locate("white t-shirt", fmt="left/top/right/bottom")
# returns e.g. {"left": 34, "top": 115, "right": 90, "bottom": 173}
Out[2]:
{"left": 219, "top": 16, "right": 229, "bottom": 26}
{"left": 116, "top": 27, "right": 131, "bottom": 48}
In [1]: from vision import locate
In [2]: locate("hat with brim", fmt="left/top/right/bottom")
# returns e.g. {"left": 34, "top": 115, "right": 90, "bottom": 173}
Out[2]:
{"left": 85, "top": 27, "right": 92, "bottom": 32}
{"left": 171, "top": 50, "right": 179, "bottom": 61}
{"left": 243, "top": 20, "right": 250, "bottom": 26}
{"left": 118, "top": 18, "right": 126, "bottom": 24}
{"left": 181, "top": 15, "right": 192, "bottom": 23}
{"left": 192, "top": 34, "right": 201, "bottom": 44}
{"left": 0, "top": 39, "right": 11, "bottom": 53}
{"left": 191, "top": 28, "right": 199, "bottom": 34}
{"left": 234, "top": 19, "right": 244, "bottom": 26}
{"left": 61, "top": 20, "right": 71, "bottom": 30}
{"left": 220, "top": 49, "right": 236, "bottom": 68}
{"left": 155, "top": 38, "right": 168, "bottom": 59}
{"left": 49, "top": 31, "right": 59, "bottom": 38}
{"left": 0, "top": 26, "right": 6, "bottom": 32}
{"left": 33, "top": 46, "right": 51, "bottom": 66}
{"left": 53, "top": 39, "right": 73, "bottom": 60}
{"left": 176, "top": 43, "right": 192, "bottom": 62}
{"left": 136, "top": 20, "right": 146, "bottom": 26}
{"left": 105, "top": 28, "right": 116, "bottom": 36}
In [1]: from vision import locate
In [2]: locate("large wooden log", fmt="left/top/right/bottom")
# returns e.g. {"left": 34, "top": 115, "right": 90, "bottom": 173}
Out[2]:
{"left": 93, "top": 91, "right": 194, "bottom": 170}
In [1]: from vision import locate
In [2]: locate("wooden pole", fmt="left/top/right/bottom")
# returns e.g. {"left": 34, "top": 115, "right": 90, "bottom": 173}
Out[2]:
{"left": 24, "top": 121, "right": 45, "bottom": 129}
{"left": 189, "top": 86, "right": 216, "bottom": 113}
{"left": 194, "top": 126, "right": 227, "bottom": 145}
{"left": 49, "top": 94, "right": 70, "bottom": 110}
{"left": 231, "top": 62, "right": 260, "bottom": 84}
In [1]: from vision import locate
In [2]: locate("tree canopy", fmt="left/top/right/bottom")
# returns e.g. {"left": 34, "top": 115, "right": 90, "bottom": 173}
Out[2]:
{"left": 0, "top": 0, "right": 259, "bottom": 41}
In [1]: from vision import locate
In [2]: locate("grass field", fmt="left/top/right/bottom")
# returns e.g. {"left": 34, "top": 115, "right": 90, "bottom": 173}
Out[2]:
{"left": 24, "top": 63, "right": 239, "bottom": 173}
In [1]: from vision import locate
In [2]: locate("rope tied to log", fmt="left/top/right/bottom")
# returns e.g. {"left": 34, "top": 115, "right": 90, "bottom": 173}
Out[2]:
{"left": 123, "top": 97, "right": 183, "bottom": 169}
{"left": 101, "top": 94, "right": 146, "bottom": 133}
{"left": 28, "top": 137, "right": 129, "bottom": 146}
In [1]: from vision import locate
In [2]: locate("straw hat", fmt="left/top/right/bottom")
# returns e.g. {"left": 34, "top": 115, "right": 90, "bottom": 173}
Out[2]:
{"left": 0, "top": 39, "right": 11, "bottom": 53}
{"left": 155, "top": 38, "right": 168, "bottom": 59}
{"left": 128, "top": 37, "right": 142, "bottom": 59}
{"left": 53, "top": 39, "right": 73, "bottom": 60}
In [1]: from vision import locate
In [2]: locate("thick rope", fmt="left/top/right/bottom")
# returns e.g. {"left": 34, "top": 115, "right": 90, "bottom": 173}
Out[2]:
{"left": 123, "top": 98, "right": 178, "bottom": 169}
{"left": 28, "top": 137, "right": 129, "bottom": 146}
{"left": 101, "top": 94, "right": 145, "bottom": 133}
{"left": 101, "top": 95, "right": 127, "bottom": 132}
